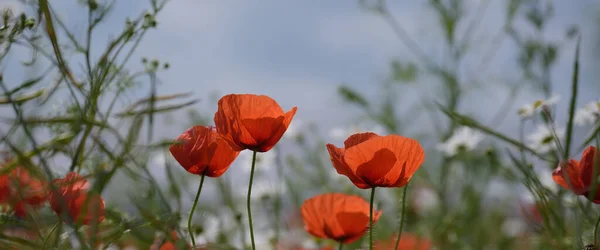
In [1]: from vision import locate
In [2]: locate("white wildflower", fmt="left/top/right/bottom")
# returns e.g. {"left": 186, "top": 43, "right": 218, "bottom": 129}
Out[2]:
{"left": 436, "top": 126, "right": 484, "bottom": 156}
{"left": 526, "top": 124, "right": 564, "bottom": 154}
{"left": 574, "top": 100, "right": 600, "bottom": 126}
{"left": 517, "top": 94, "right": 560, "bottom": 119}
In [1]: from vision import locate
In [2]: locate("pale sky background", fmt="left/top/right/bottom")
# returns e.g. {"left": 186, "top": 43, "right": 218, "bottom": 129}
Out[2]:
{"left": 1, "top": 0, "right": 600, "bottom": 212}
{"left": 1, "top": 0, "right": 598, "bottom": 137}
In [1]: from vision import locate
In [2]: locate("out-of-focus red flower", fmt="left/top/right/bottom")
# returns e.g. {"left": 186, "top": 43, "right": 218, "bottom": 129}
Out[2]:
{"left": 214, "top": 94, "right": 297, "bottom": 152}
{"left": 169, "top": 125, "right": 240, "bottom": 177}
{"left": 374, "top": 233, "right": 432, "bottom": 250}
{"left": 49, "top": 172, "right": 105, "bottom": 225}
{"left": 0, "top": 162, "right": 46, "bottom": 218}
{"left": 552, "top": 146, "right": 600, "bottom": 202}
{"left": 149, "top": 231, "right": 192, "bottom": 250}
{"left": 326, "top": 133, "right": 425, "bottom": 189}
{"left": 519, "top": 200, "right": 543, "bottom": 225}
{"left": 301, "top": 193, "right": 382, "bottom": 244}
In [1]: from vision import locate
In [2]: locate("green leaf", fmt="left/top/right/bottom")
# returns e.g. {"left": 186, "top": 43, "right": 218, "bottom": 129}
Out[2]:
{"left": 436, "top": 103, "right": 552, "bottom": 162}
{"left": 564, "top": 37, "right": 580, "bottom": 160}
{"left": 337, "top": 85, "right": 369, "bottom": 108}
{"left": 390, "top": 60, "right": 417, "bottom": 82}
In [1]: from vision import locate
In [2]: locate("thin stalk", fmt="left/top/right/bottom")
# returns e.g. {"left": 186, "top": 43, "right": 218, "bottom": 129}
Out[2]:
{"left": 369, "top": 187, "right": 376, "bottom": 250}
{"left": 394, "top": 185, "right": 409, "bottom": 249}
{"left": 247, "top": 151, "right": 258, "bottom": 250}
{"left": 338, "top": 241, "right": 344, "bottom": 250}
{"left": 594, "top": 214, "right": 600, "bottom": 244}
{"left": 188, "top": 175, "right": 206, "bottom": 249}
{"left": 42, "top": 222, "right": 60, "bottom": 249}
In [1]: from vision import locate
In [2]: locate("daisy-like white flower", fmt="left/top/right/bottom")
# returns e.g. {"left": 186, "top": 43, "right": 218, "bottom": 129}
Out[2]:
{"left": 517, "top": 94, "right": 560, "bottom": 119}
{"left": 436, "top": 126, "right": 484, "bottom": 156}
{"left": 526, "top": 124, "right": 564, "bottom": 154}
{"left": 328, "top": 123, "right": 386, "bottom": 140}
{"left": 574, "top": 100, "right": 600, "bottom": 126}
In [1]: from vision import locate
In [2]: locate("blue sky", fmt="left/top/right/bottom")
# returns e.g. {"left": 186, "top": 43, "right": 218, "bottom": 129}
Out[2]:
{"left": 1, "top": 0, "right": 599, "bottom": 139}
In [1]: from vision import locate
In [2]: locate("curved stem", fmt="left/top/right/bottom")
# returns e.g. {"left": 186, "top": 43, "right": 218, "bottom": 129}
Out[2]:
{"left": 369, "top": 187, "right": 376, "bottom": 250}
{"left": 247, "top": 151, "right": 258, "bottom": 250}
{"left": 594, "top": 213, "right": 600, "bottom": 244}
{"left": 394, "top": 185, "right": 409, "bottom": 249}
{"left": 338, "top": 241, "right": 344, "bottom": 250}
{"left": 188, "top": 174, "right": 206, "bottom": 249}
{"left": 42, "top": 222, "right": 60, "bottom": 249}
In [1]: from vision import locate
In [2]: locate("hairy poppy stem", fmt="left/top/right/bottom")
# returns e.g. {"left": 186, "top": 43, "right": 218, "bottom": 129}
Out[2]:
{"left": 42, "top": 222, "right": 60, "bottom": 249}
{"left": 188, "top": 174, "right": 206, "bottom": 249}
{"left": 369, "top": 187, "right": 376, "bottom": 250}
{"left": 247, "top": 151, "right": 258, "bottom": 250}
{"left": 594, "top": 214, "right": 600, "bottom": 244}
{"left": 394, "top": 184, "right": 409, "bottom": 249}
{"left": 338, "top": 241, "right": 344, "bottom": 250}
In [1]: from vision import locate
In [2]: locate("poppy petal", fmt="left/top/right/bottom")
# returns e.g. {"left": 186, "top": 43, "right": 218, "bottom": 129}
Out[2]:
{"left": 344, "top": 135, "right": 424, "bottom": 187}
{"left": 326, "top": 144, "right": 369, "bottom": 189}
{"left": 257, "top": 107, "right": 298, "bottom": 152}
{"left": 580, "top": 146, "right": 599, "bottom": 188}
{"left": 343, "top": 132, "right": 378, "bottom": 148}
{"left": 552, "top": 159, "right": 586, "bottom": 194}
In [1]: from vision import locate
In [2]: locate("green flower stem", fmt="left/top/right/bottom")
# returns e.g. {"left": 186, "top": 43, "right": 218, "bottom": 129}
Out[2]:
{"left": 394, "top": 185, "right": 409, "bottom": 249}
{"left": 594, "top": 213, "right": 600, "bottom": 244}
{"left": 42, "top": 222, "right": 60, "bottom": 249}
{"left": 369, "top": 187, "right": 376, "bottom": 250}
{"left": 247, "top": 151, "right": 258, "bottom": 250}
{"left": 338, "top": 241, "right": 344, "bottom": 250}
{"left": 188, "top": 174, "right": 206, "bottom": 249}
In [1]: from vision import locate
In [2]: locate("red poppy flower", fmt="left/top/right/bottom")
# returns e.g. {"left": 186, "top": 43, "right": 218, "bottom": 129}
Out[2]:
{"left": 374, "top": 233, "right": 432, "bottom": 250}
{"left": 326, "top": 132, "right": 425, "bottom": 189}
{"left": 301, "top": 193, "right": 382, "bottom": 244}
{"left": 170, "top": 125, "right": 240, "bottom": 177}
{"left": 552, "top": 146, "right": 600, "bottom": 202}
{"left": 0, "top": 165, "right": 46, "bottom": 218}
{"left": 49, "top": 172, "right": 105, "bottom": 225}
{"left": 214, "top": 94, "right": 297, "bottom": 152}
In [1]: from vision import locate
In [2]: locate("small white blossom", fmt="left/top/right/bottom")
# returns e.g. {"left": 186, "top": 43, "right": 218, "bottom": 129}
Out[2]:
{"left": 328, "top": 123, "right": 386, "bottom": 140}
{"left": 574, "top": 100, "right": 600, "bottom": 126}
{"left": 517, "top": 94, "right": 560, "bottom": 119}
{"left": 526, "top": 124, "right": 564, "bottom": 154}
{"left": 436, "top": 126, "right": 484, "bottom": 156}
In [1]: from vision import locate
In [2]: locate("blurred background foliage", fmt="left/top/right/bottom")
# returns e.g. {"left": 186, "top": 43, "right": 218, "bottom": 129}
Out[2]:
{"left": 0, "top": 0, "right": 599, "bottom": 249}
